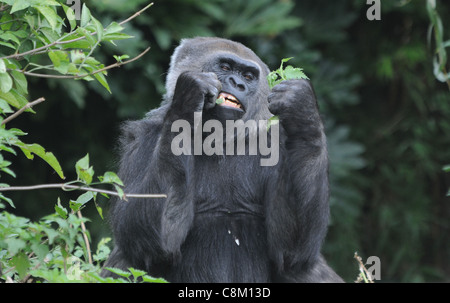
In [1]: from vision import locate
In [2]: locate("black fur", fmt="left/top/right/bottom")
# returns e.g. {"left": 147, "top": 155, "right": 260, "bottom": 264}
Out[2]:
{"left": 102, "top": 37, "right": 343, "bottom": 283}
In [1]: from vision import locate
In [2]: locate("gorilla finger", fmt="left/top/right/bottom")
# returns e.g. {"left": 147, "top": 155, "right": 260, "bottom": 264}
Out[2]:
{"left": 268, "top": 99, "right": 285, "bottom": 115}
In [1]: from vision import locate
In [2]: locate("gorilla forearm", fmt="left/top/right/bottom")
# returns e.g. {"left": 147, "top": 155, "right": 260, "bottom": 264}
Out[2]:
{"left": 267, "top": 79, "right": 330, "bottom": 273}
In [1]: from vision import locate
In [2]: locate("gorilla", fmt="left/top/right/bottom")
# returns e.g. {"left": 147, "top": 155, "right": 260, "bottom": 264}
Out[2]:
{"left": 103, "top": 37, "right": 343, "bottom": 283}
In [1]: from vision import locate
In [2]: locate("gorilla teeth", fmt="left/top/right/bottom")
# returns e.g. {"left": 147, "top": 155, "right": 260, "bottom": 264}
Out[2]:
{"left": 218, "top": 92, "right": 242, "bottom": 109}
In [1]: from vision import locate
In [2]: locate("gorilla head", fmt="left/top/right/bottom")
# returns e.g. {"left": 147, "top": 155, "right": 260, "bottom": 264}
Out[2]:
{"left": 164, "top": 37, "right": 271, "bottom": 121}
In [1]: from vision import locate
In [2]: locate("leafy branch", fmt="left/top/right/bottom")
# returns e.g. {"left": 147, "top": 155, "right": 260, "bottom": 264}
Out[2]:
{"left": 13, "top": 46, "right": 151, "bottom": 80}
{"left": 1, "top": 96, "right": 45, "bottom": 125}
{"left": 0, "top": 2, "right": 153, "bottom": 61}
{"left": 0, "top": 183, "right": 166, "bottom": 200}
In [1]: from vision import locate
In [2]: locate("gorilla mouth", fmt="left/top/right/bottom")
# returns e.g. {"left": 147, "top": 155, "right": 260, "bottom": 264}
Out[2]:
{"left": 217, "top": 92, "right": 244, "bottom": 111}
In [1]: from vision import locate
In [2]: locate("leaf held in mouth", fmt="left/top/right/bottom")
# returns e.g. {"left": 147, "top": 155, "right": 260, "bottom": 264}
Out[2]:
{"left": 216, "top": 96, "right": 225, "bottom": 105}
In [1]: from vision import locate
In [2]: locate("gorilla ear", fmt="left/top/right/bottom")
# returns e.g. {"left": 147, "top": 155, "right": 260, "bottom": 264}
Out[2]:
{"left": 119, "top": 120, "right": 142, "bottom": 146}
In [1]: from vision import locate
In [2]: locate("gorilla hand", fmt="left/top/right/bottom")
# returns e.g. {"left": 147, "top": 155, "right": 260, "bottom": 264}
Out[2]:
{"left": 171, "top": 71, "right": 222, "bottom": 116}
{"left": 268, "top": 79, "right": 323, "bottom": 139}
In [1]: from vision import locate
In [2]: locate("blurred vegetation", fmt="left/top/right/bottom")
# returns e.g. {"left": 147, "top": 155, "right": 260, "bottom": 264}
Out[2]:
{"left": 1, "top": 0, "right": 449, "bottom": 282}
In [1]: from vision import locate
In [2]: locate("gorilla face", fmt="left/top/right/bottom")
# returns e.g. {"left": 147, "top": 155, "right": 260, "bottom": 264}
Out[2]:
{"left": 206, "top": 53, "right": 261, "bottom": 119}
{"left": 164, "top": 37, "right": 271, "bottom": 122}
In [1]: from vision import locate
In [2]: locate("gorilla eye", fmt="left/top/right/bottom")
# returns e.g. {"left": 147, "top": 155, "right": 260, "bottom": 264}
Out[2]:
{"left": 220, "top": 63, "right": 231, "bottom": 72}
{"left": 244, "top": 72, "right": 255, "bottom": 81}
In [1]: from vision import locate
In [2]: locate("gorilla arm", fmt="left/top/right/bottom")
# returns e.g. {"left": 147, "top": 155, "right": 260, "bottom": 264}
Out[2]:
{"left": 266, "top": 79, "right": 331, "bottom": 281}
{"left": 105, "top": 71, "right": 222, "bottom": 273}
{"left": 158, "top": 71, "right": 221, "bottom": 256}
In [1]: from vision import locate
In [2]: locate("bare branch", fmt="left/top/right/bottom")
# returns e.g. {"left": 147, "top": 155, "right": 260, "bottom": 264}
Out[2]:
{"left": 119, "top": 3, "right": 154, "bottom": 26}
{"left": 0, "top": 183, "right": 167, "bottom": 200}
{"left": 1, "top": 97, "right": 46, "bottom": 125}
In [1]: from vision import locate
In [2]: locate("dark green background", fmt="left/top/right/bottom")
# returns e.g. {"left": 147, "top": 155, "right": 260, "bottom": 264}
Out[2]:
{"left": 4, "top": 0, "right": 450, "bottom": 282}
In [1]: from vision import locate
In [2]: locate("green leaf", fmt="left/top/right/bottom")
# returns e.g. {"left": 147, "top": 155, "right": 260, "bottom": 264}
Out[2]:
{"left": 70, "top": 191, "right": 94, "bottom": 212}
{"left": 55, "top": 198, "right": 68, "bottom": 219}
{"left": 10, "top": 70, "right": 28, "bottom": 95}
{"left": 93, "top": 71, "right": 111, "bottom": 93}
{"left": 93, "top": 237, "right": 111, "bottom": 262}
{"left": 9, "top": 89, "right": 30, "bottom": 110}
{"left": 142, "top": 275, "right": 169, "bottom": 283}
{"left": 0, "top": 72, "right": 13, "bottom": 93}
{"left": 41, "top": 0, "right": 61, "bottom": 6}
{"left": 11, "top": 252, "right": 30, "bottom": 279}
{"left": 62, "top": 4, "right": 77, "bottom": 31}
{"left": 114, "top": 184, "right": 125, "bottom": 201}
{"left": 40, "top": 27, "right": 60, "bottom": 43}
{"left": 35, "top": 6, "right": 58, "bottom": 30}
{"left": 129, "top": 267, "right": 146, "bottom": 281}
{"left": 281, "top": 57, "right": 294, "bottom": 64}
{"left": 0, "top": 90, "right": 20, "bottom": 108}
{"left": 10, "top": 0, "right": 31, "bottom": 13}
{"left": 70, "top": 50, "right": 85, "bottom": 64}
{"left": 60, "top": 36, "right": 92, "bottom": 49}
{"left": 0, "top": 32, "right": 21, "bottom": 46}
{"left": 0, "top": 59, "right": 6, "bottom": 73}
{"left": 92, "top": 17, "right": 104, "bottom": 41}
{"left": 48, "top": 50, "right": 69, "bottom": 67}
{"left": 31, "top": 242, "right": 49, "bottom": 262}
{"left": 0, "top": 41, "right": 15, "bottom": 49}
{"left": 0, "top": 192, "right": 15, "bottom": 208}
{"left": 216, "top": 96, "right": 225, "bottom": 105}
{"left": 100, "top": 171, "right": 124, "bottom": 186}
{"left": 80, "top": 3, "right": 92, "bottom": 28}
{"left": 15, "top": 142, "right": 65, "bottom": 179}
{"left": 267, "top": 115, "right": 279, "bottom": 131}
{"left": 5, "top": 238, "right": 26, "bottom": 255}
{"left": 113, "top": 54, "right": 130, "bottom": 63}
{"left": 105, "top": 22, "right": 124, "bottom": 35}
{"left": 76, "top": 154, "right": 94, "bottom": 184}
{"left": 102, "top": 32, "right": 133, "bottom": 43}
{"left": 267, "top": 57, "right": 308, "bottom": 89}
{"left": 75, "top": 27, "right": 96, "bottom": 47}
{"left": 0, "top": 13, "right": 13, "bottom": 31}
{"left": 96, "top": 204, "right": 104, "bottom": 219}
{"left": 104, "top": 267, "right": 132, "bottom": 279}
{"left": 283, "top": 65, "right": 308, "bottom": 81}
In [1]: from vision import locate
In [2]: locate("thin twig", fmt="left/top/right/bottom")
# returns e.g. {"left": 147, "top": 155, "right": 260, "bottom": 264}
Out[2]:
{"left": 15, "top": 47, "right": 151, "bottom": 79}
{"left": 0, "top": 2, "right": 154, "bottom": 61}
{"left": 119, "top": 3, "right": 154, "bottom": 26}
{"left": 77, "top": 210, "right": 93, "bottom": 265}
{"left": 354, "top": 252, "right": 374, "bottom": 283}
{"left": 1, "top": 97, "right": 45, "bottom": 125}
{"left": 0, "top": 183, "right": 167, "bottom": 199}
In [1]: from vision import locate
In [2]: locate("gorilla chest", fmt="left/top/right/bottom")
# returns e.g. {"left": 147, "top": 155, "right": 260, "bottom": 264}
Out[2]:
{"left": 192, "top": 156, "right": 266, "bottom": 217}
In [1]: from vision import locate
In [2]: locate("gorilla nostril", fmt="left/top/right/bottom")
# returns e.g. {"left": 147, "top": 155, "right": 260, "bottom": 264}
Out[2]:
{"left": 229, "top": 76, "right": 245, "bottom": 91}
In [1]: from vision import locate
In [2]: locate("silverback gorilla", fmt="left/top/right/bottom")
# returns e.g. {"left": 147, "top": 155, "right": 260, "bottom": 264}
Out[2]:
{"left": 102, "top": 37, "right": 343, "bottom": 283}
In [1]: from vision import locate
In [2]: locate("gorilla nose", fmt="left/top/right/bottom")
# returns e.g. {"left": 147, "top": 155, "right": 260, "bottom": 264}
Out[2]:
{"left": 228, "top": 76, "right": 246, "bottom": 92}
